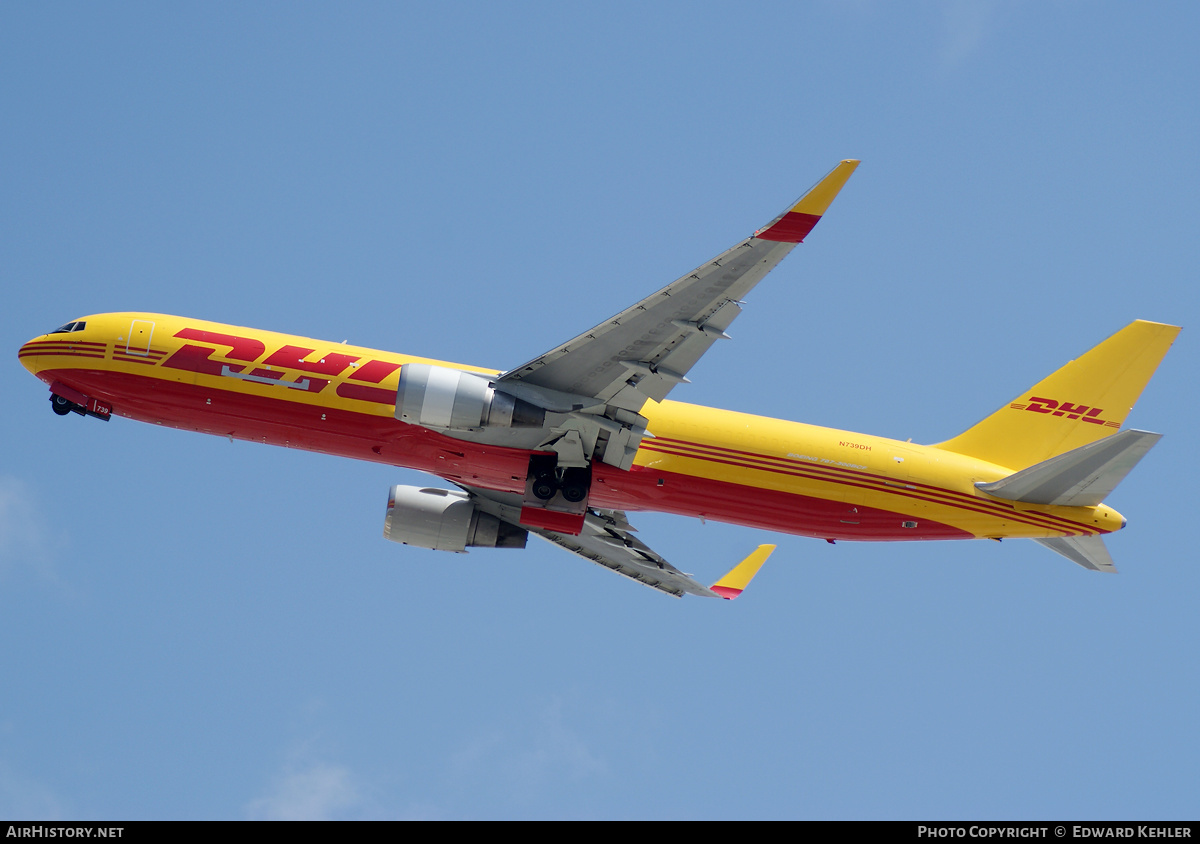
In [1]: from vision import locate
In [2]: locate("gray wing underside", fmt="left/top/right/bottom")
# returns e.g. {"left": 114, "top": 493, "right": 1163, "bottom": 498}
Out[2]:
{"left": 499, "top": 236, "right": 797, "bottom": 412}
{"left": 464, "top": 487, "right": 718, "bottom": 598}
{"left": 533, "top": 510, "right": 720, "bottom": 599}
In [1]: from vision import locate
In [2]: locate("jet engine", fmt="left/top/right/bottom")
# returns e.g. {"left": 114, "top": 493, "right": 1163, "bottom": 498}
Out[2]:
{"left": 395, "top": 364, "right": 545, "bottom": 431}
{"left": 383, "top": 485, "right": 527, "bottom": 552}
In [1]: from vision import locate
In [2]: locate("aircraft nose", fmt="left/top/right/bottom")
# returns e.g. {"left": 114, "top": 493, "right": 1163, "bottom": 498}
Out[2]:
{"left": 17, "top": 336, "right": 45, "bottom": 376}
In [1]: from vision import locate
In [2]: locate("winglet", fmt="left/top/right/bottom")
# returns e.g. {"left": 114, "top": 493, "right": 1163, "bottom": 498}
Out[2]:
{"left": 754, "top": 160, "right": 860, "bottom": 242}
{"left": 710, "top": 544, "right": 775, "bottom": 600}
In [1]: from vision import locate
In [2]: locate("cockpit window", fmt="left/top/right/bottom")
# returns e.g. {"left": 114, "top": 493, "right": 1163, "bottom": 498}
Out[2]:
{"left": 48, "top": 320, "right": 86, "bottom": 334}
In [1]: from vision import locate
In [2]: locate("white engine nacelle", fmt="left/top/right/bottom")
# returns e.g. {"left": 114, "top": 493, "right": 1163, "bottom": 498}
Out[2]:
{"left": 383, "top": 485, "right": 527, "bottom": 552}
{"left": 395, "top": 364, "right": 545, "bottom": 431}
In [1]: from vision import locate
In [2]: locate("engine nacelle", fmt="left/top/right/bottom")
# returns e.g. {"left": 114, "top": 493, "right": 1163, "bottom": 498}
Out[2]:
{"left": 395, "top": 364, "right": 546, "bottom": 431}
{"left": 383, "top": 485, "right": 527, "bottom": 552}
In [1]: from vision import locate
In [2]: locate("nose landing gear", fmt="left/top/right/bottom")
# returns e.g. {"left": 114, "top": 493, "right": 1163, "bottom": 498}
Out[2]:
{"left": 48, "top": 389, "right": 112, "bottom": 421}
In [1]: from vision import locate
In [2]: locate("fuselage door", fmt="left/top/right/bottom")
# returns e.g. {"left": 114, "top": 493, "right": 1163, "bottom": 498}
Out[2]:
{"left": 127, "top": 320, "right": 155, "bottom": 355}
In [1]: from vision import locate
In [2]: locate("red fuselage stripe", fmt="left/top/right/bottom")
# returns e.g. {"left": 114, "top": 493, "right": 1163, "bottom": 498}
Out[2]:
{"left": 647, "top": 436, "right": 1095, "bottom": 535}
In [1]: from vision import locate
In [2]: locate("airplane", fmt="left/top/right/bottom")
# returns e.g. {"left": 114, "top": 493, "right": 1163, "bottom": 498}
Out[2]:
{"left": 17, "top": 160, "right": 1180, "bottom": 599}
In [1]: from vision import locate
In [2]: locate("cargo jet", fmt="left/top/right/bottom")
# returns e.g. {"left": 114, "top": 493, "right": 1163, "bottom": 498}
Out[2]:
{"left": 18, "top": 161, "right": 1180, "bottom": 598}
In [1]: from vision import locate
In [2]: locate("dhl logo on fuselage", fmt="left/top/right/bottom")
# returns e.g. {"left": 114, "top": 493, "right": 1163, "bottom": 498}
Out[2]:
{"left": 158, "top": 328, "right": 401, "bottom": 405}
{"left": 1009, "top": 396, "right": 1120, "bottom": 428}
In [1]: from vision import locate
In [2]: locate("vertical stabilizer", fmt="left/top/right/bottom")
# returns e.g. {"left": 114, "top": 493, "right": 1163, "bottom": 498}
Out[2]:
{"left": 934, "top": 320, "right": 1179, "bottom": 470}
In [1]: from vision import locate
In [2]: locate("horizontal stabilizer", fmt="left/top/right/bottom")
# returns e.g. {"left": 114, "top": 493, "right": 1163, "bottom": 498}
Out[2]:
{"left": 976, "top": 428, "right": 1162, "bottom": 507}
{"left": 1033, "top": 535, "right": 1117, "bottom": 573}
{"left": 710, "top": 544, "right": 775, "bottom": 599}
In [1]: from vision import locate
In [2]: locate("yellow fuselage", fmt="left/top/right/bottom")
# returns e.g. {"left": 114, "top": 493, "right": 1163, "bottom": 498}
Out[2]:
{"left": 19, "top": 312, "right": 1124, "bottom": 543}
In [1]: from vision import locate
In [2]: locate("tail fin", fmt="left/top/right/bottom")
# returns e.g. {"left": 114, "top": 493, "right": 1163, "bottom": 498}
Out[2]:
{"left": 934, "top": 320, "right": 1179, "bottom": 470}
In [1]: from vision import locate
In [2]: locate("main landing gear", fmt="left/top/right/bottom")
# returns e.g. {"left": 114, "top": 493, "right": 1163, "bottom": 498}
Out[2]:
{"left": 527, "top": 454, "right": 591, "bottom": 505}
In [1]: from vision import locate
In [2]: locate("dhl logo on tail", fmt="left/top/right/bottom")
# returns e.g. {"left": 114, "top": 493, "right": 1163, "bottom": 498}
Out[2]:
{"left": 1010, "top": 397, "right": 1120, "bottom": 427}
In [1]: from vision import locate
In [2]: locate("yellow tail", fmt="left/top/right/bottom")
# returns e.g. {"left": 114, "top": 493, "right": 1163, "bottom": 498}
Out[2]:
{"left": 934, "top": 320, "right": 1180, "bottom": 470}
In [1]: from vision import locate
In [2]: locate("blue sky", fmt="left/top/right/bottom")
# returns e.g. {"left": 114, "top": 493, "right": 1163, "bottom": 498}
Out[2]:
{"left": 2, "top": 2, "right": 1197, "bottom": 820}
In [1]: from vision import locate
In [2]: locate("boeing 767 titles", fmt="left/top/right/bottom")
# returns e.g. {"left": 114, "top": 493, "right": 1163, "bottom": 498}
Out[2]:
{"left": 18, "top": 160, "right": 1179, "bottom": 598}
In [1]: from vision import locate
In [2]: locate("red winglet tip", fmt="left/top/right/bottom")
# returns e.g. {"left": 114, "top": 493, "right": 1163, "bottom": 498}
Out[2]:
{"left": 755, "top": 211, "right": 822, "bottom": 243}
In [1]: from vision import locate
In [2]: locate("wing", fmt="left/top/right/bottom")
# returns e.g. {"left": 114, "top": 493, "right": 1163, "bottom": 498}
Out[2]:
{"left": 388, "top": 169, "right": 851, "bottom": 597}
{"left": 464, "top": 486, "right": 773, "bottom": 598}
{"left": 539, "top": 509, "right": 723, "bottom": 598}
{"left": 535, "top": 511, "right": 776, "bottom": 599}
{"left": 391, "top": 161, "right": 859, "bottom": 472}
{"left": 496, "top": 160, "right": 859, "bottom": 467}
